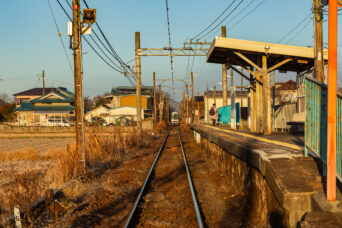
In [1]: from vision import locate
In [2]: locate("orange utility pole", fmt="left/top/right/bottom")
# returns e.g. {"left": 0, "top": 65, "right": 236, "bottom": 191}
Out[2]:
{"left": 327, "top": 0, "right": 337, "bottom": 202}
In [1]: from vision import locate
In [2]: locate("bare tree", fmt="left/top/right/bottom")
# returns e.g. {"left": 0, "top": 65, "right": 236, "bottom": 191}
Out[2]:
{"left": 0, "top": 93, "right": 11, "bottom": 104}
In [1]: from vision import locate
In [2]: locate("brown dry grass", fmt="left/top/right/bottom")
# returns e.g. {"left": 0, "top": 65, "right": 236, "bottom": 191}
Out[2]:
{"left": 179, "top": 118, "right": 190, "bottom": 132}
{"left": 0, "top": 149, "right": 41, "bottom": 161}
{"left": 0, "top": 167, "right": 46, "bottom": 226}
{"left": 155, "top": 120, "right": 168, "bottom": 133}
{"left": 0, "top": 128, "right": 155, "bottom": 226}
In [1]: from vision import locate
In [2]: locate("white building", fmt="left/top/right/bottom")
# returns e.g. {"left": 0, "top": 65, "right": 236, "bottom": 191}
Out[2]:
{"left": 85, "top": 105, "right": 145, "bottom": 125}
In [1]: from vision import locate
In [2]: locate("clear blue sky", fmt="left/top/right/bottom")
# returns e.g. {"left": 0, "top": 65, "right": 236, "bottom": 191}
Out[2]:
{"left": 0, "top": 0, "right": 340, "bottom": 101}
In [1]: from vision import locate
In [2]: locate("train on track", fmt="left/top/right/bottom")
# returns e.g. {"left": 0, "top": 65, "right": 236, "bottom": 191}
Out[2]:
{"left": 171, "top": 112, "right": 179, "bottom": 124}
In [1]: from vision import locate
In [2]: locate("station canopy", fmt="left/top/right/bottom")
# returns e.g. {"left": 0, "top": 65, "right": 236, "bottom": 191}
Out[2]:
{"left": 207, "top": 37, "right": 328, "bottom": 73}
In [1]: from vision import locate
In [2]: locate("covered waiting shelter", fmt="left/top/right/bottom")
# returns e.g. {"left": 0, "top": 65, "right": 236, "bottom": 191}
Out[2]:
{"left": 206, "top": 36, "right": 328, "bottom": 135}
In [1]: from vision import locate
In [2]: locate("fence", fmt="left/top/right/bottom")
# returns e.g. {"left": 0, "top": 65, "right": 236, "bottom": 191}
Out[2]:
{"left": 218, "top": 103, "right": 240, "bottom": 125}
{"left": 305, "top": 76, "right": 342, "bottom": 181}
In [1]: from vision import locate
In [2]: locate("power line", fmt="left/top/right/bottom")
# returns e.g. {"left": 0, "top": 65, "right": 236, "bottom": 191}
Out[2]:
{"left": 56, "top": 0, "right": 136, "bottom": 87}
{"left": 191, "top": 0, "right": 238, "bottom": 39}
{"left": 198, "top": 0, "right": 245, "bottom": 40}
{"left": 47, "top": 0, "right": 73, "bottom": 74}
{"left": 284, "top": 19, "right": 312, "bottom": 44}
{"left": 229, "top": 0, "right": 266, "bottom": 30}
{"left": 82, "top": 0, "right": 137, "bottom": 82}
{"left": 276, "top": 12, "right": 311, "bottom": 43}
{"left": 203, "top": 0, "right": 255, "bottom": 40}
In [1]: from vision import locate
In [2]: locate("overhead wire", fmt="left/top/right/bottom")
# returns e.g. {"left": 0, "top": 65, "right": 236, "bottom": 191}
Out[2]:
{"left": 284, "top": 18, "right": 312, "bottom": 44}
{"left": 197, "top": 0, "right": 245, "bottom": 40}
{"left": 185, "top": 0, "right": 246, "bottom": 93}
{"left": 276, "top": 12, "right": 311, "bottom": 44}
{"left": 191, "top": 0, "right": 238, "bottom": 39}
{"left": 47, "top": 0, "right": 73, "bottom": 75}
{"left": 229, "top": 0, "right": 266, "bottom": 30}
{"left": 81, "top": 0, "right": 137, "bottom": 82}
{"left": 202, "top": 0, "right": 254, "bottom": 40}
{"left": 56, "top": 0, "right": 136, "bottom": 87}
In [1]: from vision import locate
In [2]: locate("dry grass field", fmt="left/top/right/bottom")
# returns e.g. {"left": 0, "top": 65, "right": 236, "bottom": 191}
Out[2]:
{"left": 0, "top": 125, "right": 159, "bottom": 227}
{"left": 0, "top": 137, "right": 75, "bottom": 154}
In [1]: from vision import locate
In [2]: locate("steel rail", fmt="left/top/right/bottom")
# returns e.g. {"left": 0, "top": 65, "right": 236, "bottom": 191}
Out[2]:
{"left": 178, "top": 129, "right": 204, "bottom": 228}
{"left": 124, "top": 129, "right": 171, "bottom": 228}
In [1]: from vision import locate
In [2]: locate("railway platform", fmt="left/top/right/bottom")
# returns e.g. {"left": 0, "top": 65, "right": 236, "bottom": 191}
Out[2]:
{"left": 191, "top": 124, "right": 342, "bottom": 227}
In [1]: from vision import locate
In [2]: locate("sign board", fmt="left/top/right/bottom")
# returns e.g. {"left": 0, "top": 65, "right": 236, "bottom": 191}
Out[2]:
{"left": 194, "top": 96, "right": 204, "bottom": 102}
{"left": 14, "top": 207, "right": 22, "bottom": 228}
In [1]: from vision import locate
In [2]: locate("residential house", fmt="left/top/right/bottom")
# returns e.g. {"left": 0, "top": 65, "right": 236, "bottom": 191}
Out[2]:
{"left": 14, "top": 87, "right": 75, "bottom": 126}
{"left": 107, "top": 86, "right": 154, "bottom": 119}
{"left": 13, "top": 87, "right": 56, "bottom": 107}
{"left": 85, "top": 105, "right": 145, "bottom": 125}
{"left": 85, "top": 86, "right": 154, "bottom": 125}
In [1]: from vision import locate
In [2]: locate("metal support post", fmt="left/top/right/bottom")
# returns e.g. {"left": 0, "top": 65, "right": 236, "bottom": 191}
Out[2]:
{"left": 153, "top": 72, "right": 157, "bottom": 127}
{"left": 135, "top": 32, "right": 142, "bottom": 133}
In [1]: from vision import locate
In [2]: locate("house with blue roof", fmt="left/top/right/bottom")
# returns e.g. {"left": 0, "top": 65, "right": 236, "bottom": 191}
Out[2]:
{"left": 14, "top": 87, "right": 75, "bottom": 126}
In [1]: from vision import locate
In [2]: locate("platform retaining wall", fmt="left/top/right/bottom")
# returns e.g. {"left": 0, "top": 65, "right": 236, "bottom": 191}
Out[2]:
{"left": 196, "top": 132, "right": 286, "bottom": 227}
{"left": 191, "top": 125, "right": 327, "bottom": 228}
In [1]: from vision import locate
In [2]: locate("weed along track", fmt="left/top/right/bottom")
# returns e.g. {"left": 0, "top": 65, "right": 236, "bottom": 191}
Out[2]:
{"left": 124, "top": 127, "right": 204, "bottom": 227}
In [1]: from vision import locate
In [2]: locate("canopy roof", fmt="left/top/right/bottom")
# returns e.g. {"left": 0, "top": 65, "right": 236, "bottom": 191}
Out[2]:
{"left": 207, "top": 37, "right": 328, "bottom": 73}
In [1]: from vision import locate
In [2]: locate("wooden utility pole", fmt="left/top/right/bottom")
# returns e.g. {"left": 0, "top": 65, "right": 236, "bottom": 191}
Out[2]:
{"left": 221, "top": 26, "right": 227, "bottom": 106}
{"left": 186, "top": 84, "right": 189, "bottom": 122}
{"left": 313, "top": 0, "right": 325, "bottom": 82}
{"left": 255, "top": 58, "right": 262, "bottom": 133}
{"left": 72, "top": 0, "right": 86, "bottom": 172}
{"left": 42, "top": 70, "right": 45, "bottom": 96}
{"left": 135, "top": 32, "right": 142, "bottom": 133}
{"left": 191, "top": 72, "right": 194, "bottom": 124}
{"left": 272, "top": 71, "right": 275, "bottom": 130}
{"left": 159, "top": 84, "right": 163, "bottom": 123}
{"left": 249, "top": 67, "right": 255, "bottom": 132}
{"left": 262, "top": 55, "right": 272, "bottom": 135}
{"left": 197, "top": 91, "right": 200, "bottom": 123}
{"left": 213, "top": 85, "right": 217, "bottom": 105}
{"left": 153, "top": 72, "right": 157, "bottom": 127}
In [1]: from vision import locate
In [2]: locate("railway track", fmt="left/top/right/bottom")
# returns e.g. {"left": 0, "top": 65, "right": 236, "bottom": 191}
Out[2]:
{"left": 124, "top": 127, "right": 204, "bottom": 227}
